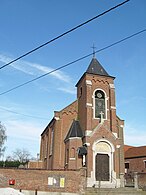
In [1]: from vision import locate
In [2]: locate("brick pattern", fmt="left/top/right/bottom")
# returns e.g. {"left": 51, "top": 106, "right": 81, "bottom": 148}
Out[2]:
{"left": 77, "top": 73, "right": 125, "bottom": 178}
{"left": 125, "top": 157, "right": 146, "bottom": 173}
{"left": 40, "top": 101, "right": 78, "bottom": 169}
{"left": 0, "top": 168, "right": 86, "bottom": 193}
{"left": 40, "top": 59, "right": 125, "bottom": 187}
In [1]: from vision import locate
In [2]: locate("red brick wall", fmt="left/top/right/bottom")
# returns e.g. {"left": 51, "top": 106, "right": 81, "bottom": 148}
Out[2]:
{"left": 28, "top": 161, "right": 43, "bottom": 169}
{"left": 66, "top": 138, "right": 83, "bottom": 170}
{"left": 52, "top": 101, "right": 78, "bottom": 169}
{"left": 40, "top": 101, "right": 78, "bottom": 170}
{"left": 77, "top": 73, "right": 124, "bottom": 179}
{"left": 0, "top": 168, "right": 86, "bottom": 193}
{"left": 125, "top": 157, "right": 146, "bottom": 173}
{"left": 77, "top": 75, "right": 87, "bottom": 132}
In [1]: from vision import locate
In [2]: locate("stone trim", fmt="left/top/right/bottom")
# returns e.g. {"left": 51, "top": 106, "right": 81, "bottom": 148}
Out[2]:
{"left": 85, "top": 130, "right": 92, "bottom": 136}
{"left": 68, "top": 137, "right": 82, "bottom": 140}
{"left": 86, "top": 103, "right": 92, "bottom": 107}
{"left": 111, "top": 106, "right": 116, "bottom": 109}
{"left": 86, "top": 80, "right": 92, "bottom": 85}
{"left": 112, "top": 132, "right": 118, "bottom": 139}
{"left": 109, "top": 84, "right": 115, "bottom": 89}
{"left": 54, "top": 117, "right": 60, "bottom": 120}
{"left": 116, "top": 145, "right": 121, "bottom": 149}
{"left": 69, "top": 157, "right": 76, "bottom": 160}
{"left": 84, "top": 142, "right": 90, "bottom": 146}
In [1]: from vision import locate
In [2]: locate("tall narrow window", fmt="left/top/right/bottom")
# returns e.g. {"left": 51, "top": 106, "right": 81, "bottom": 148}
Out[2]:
{"left": 95, "top": 90, "right": 106, "bottom": 118}
{"left": 65, "top": 148, "right": 69, "bottom": 164}
{"left": 50, "top": 129, "right": 54, "bottom": 155}
{"left": 70, "top": 147, "right": 75, "bottom": 158}
{"left": 45, "top": 134, "right": 48, "bottom": 158}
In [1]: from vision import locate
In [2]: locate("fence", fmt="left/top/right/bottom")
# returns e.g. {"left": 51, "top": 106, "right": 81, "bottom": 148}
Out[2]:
{"left": 125, "top": 172, "right": 146, "bottom": 190}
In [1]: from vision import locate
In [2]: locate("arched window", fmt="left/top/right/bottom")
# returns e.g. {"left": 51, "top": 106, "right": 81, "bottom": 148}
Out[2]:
{"left": 95, "top": 90, "right": 106, "bottom": 119}
{"left": 70, "top": 147, "right": 75, "bottom": 158}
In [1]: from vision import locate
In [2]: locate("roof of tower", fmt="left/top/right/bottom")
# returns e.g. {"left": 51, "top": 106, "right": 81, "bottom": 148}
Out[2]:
{"left": 64, "top": 120, "right": 84, "bottom": 142}
{"left": 76, "top": 57, "right": 115, "bottom": 87}
{"left": 86, "top": 57, "right": 109, "bottom": 76}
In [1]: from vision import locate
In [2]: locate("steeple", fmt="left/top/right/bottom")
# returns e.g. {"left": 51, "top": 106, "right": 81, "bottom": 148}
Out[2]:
{"left": 86, "top": 58, "right": 110, "bottom": 77}
{"left": 76, "top": 57, "right": 115, "bottom": 87}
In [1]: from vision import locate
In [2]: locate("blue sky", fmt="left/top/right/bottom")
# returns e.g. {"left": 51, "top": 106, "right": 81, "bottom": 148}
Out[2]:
{"left": 0, "top": 0, "right": 146, "bottom": 159}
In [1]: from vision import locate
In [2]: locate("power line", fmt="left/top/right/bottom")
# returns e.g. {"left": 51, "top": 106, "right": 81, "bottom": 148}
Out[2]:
{"left": 0, "top": 29, "right": 145, "bottom": 120}
{"left": 0, "top": 0, "right": 130, "bottom": 70}
{"left": 0, "top": 28, "right": 145, "bottom": 96}
{"left": 0, "top": 106, "right": 48, "bottom": 120}
{"left": 94, "top": 29, "right": 146, "bottom": 53}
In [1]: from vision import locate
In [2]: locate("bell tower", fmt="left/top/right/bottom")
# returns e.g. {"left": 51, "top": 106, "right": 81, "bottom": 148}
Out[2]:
{"left": 76, "top": 57, "right": 125, "bottom": 188}
{"left": 76, "top": 57, "right": 116, "bottom": 134}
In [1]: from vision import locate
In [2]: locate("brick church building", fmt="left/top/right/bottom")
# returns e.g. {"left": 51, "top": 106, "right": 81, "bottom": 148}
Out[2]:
{"left": 40, "top": 56, "right": 125, "bottom": 188}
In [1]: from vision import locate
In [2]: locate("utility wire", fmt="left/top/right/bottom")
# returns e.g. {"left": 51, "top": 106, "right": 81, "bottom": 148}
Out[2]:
{"left": 0, "top": 0, "right": 130, "bottom": 70}
{"left": 0, "top": 29, "right": 145, "bottom": 120}
{"left": 0, "top": 106, "right": 48, "bottom": 120}
{"left": 0, "top": 28, "right": 145, "bottom": 96}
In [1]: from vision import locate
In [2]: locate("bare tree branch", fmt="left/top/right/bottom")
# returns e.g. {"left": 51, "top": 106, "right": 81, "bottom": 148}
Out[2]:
{"left": 0, "top": 122, "right": 7, "bottom": 158}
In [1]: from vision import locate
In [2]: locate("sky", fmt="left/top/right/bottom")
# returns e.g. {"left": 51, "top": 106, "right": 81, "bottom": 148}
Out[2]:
{"left": 0, "top": 0, "right": 146, "bottom": 159}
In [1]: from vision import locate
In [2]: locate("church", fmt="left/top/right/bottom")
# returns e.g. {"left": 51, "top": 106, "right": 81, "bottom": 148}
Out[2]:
{"left": 40, "top": 56, "right": 125, "bottom": 188}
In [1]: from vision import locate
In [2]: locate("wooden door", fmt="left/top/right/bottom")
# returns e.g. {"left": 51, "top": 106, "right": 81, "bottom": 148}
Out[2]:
{"left": 95, "top": 153, "right": 109, "bottom": 181}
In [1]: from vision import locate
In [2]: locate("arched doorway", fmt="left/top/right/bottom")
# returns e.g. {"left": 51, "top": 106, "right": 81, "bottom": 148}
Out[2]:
{"left": 93, "top": 140, "right": 114, "bottom": 182}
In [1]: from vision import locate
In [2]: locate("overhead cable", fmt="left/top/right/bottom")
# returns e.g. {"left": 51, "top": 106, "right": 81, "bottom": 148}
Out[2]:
{"left": 0, "top": 28, "right": 145, "bottom": 96}
{"left": 0, "top": 0, "right": 130, "bottom": 70}
{"left": 0, "top": 106, "right": 48, "bottom": 120}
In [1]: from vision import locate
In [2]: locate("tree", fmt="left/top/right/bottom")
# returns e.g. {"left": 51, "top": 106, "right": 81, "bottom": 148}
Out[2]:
{"left": 0, "top": 122, "right": 7, "bottom": 158}
{"left": 11, "top": 148, "right": 31, "bottom": 163}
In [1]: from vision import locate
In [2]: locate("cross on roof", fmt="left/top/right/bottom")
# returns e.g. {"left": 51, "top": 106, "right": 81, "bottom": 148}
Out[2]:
{"left": 91, "top": 44, "right": 96, "bottom": 58}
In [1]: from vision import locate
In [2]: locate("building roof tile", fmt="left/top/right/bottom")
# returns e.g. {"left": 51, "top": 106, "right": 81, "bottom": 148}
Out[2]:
{"left": 64, "top": 120, "right": 84, "bottom": 142}
{"left": 125, "top": 146, "right": 146, "bottom": 159}
{"left": 86, "top": 58, "right": 110, "bottom": 76}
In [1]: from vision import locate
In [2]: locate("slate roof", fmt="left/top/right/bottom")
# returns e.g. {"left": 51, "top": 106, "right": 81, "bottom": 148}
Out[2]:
{"left": 76, "top": 57, "right": 115, "bottom": 87}
{"left": 64, "top": 120, "right": 84, "bottom": 142}
{"left": 125, "top": 146, "right": 146, "bottom": 159}
{"left": 86, "top": 58, "right": 110, "bottom": 77}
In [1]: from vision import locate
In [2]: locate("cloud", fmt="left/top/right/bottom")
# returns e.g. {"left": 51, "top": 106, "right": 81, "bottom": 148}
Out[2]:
{"left": 5, "top": 119, "right": 43, "bottom": 141}
{"left": 0, "top": 104, "right": 47, "bottom": 140}
{"left": 117, "top": 96, "right": 146, "bottom": 107}
{"left": 0, "top": 54, "right": 35, "bottom": 75}
{"left": 124, "top": 122, "right": 146, "bottom": 146}
{"left": 58, "top": 86, "right": 76, "bottom": 94}
{"left": 125, "top": 134, "right": 146, "bottom": 146}
{"left": 0, "top": 103, "right": 47, "bottom": 157}
{"left": 28, "top": 62, "right": 71, "bottom": 83}
{"left": 0, "top": 80, "right": 4, "bottom": 88}
{"left": 0, "top": 53, "right": 72, "bottom": 83}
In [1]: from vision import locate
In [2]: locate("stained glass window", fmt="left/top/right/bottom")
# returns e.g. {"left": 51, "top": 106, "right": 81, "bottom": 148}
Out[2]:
{"left": 95, "top": 90, "right": 105, "bottom": 118}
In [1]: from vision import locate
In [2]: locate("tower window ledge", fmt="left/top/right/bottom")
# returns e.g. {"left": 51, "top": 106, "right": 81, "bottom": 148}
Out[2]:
{"left": 86, "top": 103, "right": 92, "bottom": 107}
{"left": 111, "top": 106, "right": 116, "bottom": 109}
{"left": 69, "top": 158, "right": 76, "bottom": 160}
{"left": 109, "top": 84, "right": 115, "bottom": 89}
{"left": 86, "top": 80, "right": 92, "bottom": 85}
